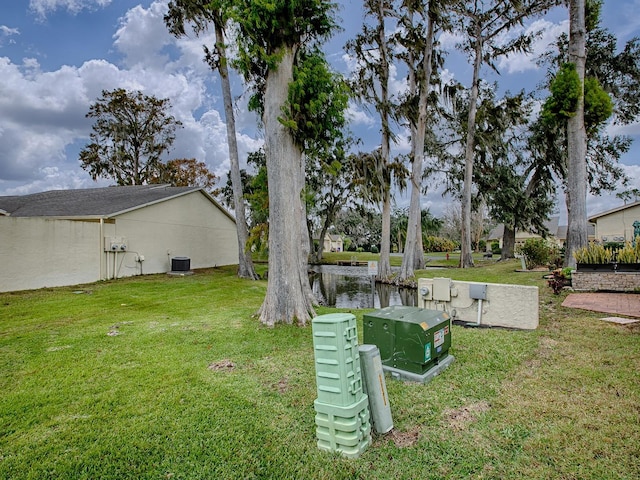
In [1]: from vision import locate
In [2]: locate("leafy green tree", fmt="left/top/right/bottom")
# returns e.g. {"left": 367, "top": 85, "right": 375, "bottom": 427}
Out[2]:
{"left": 565, "top": 0, "right": 588, "bottom": 269}
{"left": 351, "top": 148, "right": 408, "bottom": 252}
{"left": 306, "top": 139, "right": 360, "bottom": 263}
{"left": 231, "top": 0, "right": 337, "bottom": 326}
{"left": 334, "top": 207, "right": 382, "bottom": 251}
{"left": 391, "top": 207, "right": 409, "bottom": 253}
{"left": 451, "top": 0, "right": 559, "bottom": 268}
{"left": 346, "top": 0, "right": 400, "bottom": 282}
{"left": 472, "top": 88, "right": 556, "bottom": 259}
{"left": 394, "top": 0, "right": 451, "bottom": 282}
{"left": 421, "top": 208, "right": 443, "bottom": 237}
{"left": 79, "top": 89, "right": 182, "bottom": 185}
{"left": 540, "top": 0, "right": 639, "bottom": 266}
{"left": 165, "top": 0, "right": 259, "bottom": 280}
{"left": 616, "top": 188, "right": 640, "bottom": 204}
{"left": 223, "top": 150, "right": 270, "bottom": 255}
{"left": 285, "top": 50, "right": 351, "bottom": 263}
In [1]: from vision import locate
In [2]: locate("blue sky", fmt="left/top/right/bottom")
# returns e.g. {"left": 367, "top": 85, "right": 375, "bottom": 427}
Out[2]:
{"left": 1, "top": 0, "right": 639, "bottom": 223}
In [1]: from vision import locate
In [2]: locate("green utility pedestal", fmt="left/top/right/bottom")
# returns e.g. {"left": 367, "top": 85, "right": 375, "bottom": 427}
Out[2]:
{"left": 312, "top": 313, "right": 371, "bottom": 458}
{"left": 363, "top": 306, "right": 454, "bottom": 383}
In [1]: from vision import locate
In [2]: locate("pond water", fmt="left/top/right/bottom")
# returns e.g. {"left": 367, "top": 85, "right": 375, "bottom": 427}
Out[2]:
{"left": 308, "top": 265, "right": 419, "bottom": 309}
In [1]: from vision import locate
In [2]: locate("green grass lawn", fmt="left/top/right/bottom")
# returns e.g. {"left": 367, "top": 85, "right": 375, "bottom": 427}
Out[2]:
{"left": 1, "top": 259, "right": 638, "bottom": 479}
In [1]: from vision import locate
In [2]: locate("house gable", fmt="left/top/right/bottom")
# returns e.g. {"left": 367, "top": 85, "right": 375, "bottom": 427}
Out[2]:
{"left": 0, "top": 185, "right": 234, "bottom": 222}
{"left": 588, "top": 202, "right": 640, "bottom": 243}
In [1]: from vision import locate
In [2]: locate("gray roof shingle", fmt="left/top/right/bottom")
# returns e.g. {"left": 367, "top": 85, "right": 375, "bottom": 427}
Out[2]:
{"left": 0, "top": 185, "right": 203, "bottom": 218}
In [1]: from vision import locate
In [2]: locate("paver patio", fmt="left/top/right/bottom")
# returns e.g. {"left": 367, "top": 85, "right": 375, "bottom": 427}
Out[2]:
{"left": 562, "top": 292, "right": 640, "bottom": 319}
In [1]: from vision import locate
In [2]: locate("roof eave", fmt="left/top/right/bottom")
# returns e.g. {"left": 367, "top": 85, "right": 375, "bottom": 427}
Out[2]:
{"left": 106, "top": 187, "right": 236, "bottom": 223}
{"left": 106, "top": 186, "right": 203, "bottom": 217}
{"left": 588, "top": 200, "right": 640, "bottom": 222}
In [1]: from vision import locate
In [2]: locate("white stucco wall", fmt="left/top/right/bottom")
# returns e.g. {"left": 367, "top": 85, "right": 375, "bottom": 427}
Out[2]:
{"left": 0, "top": 217, "right": 101, "bottom": 292}
{"left": 110, "top": 192, "right": 238, "bottom": 276}
{"left": 593, "top": 204, "right": 640, "bottom": 242}
{"left": 417, "top": 277, "right": 539, "bottom": 330}
{"left": 0, "top": 191, "right": 239, "bottom": 292}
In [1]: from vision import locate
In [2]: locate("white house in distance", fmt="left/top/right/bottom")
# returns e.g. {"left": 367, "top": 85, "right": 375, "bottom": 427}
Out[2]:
{"left": 487, "top": 217, "right": 563, "bottom": 249}
{"left": 587, "top": 200, "right": 640, "bottom": 243}
{"left": 323, "top": 234, "right": 344, "bottom": 252}
{"left": 0, "top": 185, "right": 239, "bottom": 292}
{"left": 487, "top": 217, "right": 599, "bottom": 249}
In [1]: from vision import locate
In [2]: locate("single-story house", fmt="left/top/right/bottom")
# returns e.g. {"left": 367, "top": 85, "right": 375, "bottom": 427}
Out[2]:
{"left": 487, "top": 217, "right": 561, "bottom": 249}
{"left": 0, "top": 185, "right": 238, "bottom": 292}
{"left": 554, "top": 224, "right": 597, "bottom": 245}
{"left": 323, "top": 234, "right": 344, "bottom": 252}
{"left": 587, "top": 200, "right": 640, "bottom": 243}
{"left": 487, "top": 217, "right": 596, "bottom": 249}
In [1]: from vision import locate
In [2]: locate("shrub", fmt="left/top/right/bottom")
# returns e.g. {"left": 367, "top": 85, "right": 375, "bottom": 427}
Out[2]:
{"left": 491, "top": 241, "right": 501, "bottom": 255}
{"left": 478, "top": 239, "right": 487, "bottom": 252}
{"left": 519, "top": 238, "right": 553, "bottom": 270}
{"left": 615, "top": 240, "right": 639, "bottom": 263}
{"left": 573, "top": 242, "right": 614, "bottom": 264}
{"left": 423, "top": 236, "right": 456, "bottom": 253}
{"left": 370, "top": 245, "right": 379, "bottom": 254}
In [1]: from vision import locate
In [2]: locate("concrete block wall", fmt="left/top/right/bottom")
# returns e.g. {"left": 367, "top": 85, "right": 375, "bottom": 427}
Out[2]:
{"left": 417, "top": 278, "right": 539, "bottom": 330}
{"left": 572, "top": 272, "right": 640, "bottom": 292}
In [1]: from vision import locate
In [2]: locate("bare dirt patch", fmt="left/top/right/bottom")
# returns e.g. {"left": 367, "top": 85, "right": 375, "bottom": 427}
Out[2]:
{"left": 273, "top": 377, "right": 289, "bottom": 394}
{"left": 388, "top": 426, "right": 422, "bottom": 447}
{"left": 538, "top": 336, "right": 559, "bottom": 359}
{"left": 208, "top": 359, "right": 235, "bottom": 371}
{"left": 443, "top": 401, "right": 491, "bottom": 431}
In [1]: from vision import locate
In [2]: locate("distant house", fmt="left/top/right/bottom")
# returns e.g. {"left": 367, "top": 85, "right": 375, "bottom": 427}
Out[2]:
{"left": 555, "top": 224, "right": 596, "bottom": 246}
{"left": 487, "top": 217, "right": 561, "bottom": 249}
{"left": 487, "top": 217, "right": 597, "bottom": 250}
{"left": 587, "top": 200, "right": 640, "bottom": 243}
{"left": 0, "top": 185, "right": 238, "bottom": 292}
{"left": 323, "top": 234, "right": 344, "bottom": 253}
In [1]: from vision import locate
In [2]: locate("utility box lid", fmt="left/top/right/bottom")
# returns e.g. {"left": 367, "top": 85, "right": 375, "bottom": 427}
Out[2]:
{"left": 363, "top": 306, "right": 451, "bottom": 375}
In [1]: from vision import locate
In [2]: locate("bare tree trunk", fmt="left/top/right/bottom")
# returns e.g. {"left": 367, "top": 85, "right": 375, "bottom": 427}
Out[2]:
{"left": 299, "top": 153, "right": 317, "bottom": 309}
{"left": 379, "top": 187, "right": 393, "bottom": 281}
{"left": 377, "top": 0, "right": 393, "bottom": 283}
{"left": 460, "top": 27, "right": 482, "bottom": 268}
{"left": 399, "top": 8, "right": 435, "bottom": 282}
{"left": 259, "top": 47, "right": 315, "bottom": 326}
{"left": 215, "top": 22, "right": 258, "bottom": 280}
{"left": 501, "top": 224, "right": 516, "bottom": 260}
{"left": 316, "top": 226, "right": 329, "bottom": 263}
{"left": 565, "top": 0, "right": 588, "bottom": 268}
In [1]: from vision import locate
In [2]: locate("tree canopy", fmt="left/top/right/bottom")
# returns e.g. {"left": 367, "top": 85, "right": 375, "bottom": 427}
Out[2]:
{"left": 80, "top": 89, "right": 182, "bottom": 186}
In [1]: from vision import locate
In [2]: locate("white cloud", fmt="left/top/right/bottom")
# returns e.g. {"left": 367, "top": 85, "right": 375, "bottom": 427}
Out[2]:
{"left": 497, "top": 19, "right": 568, "bottom": 75}
{"left": 0, "top": 0, "right": 255, "bottom": 196}
{"left": 393, "top": 131, "right": 411, "bottom": 154}
{"left": 29, "top": 0, "right": 112, "bottom": 20}
{"left": 113, "top": 1, "right": 173, "bottom": 70}
{"left": 608, "top": 120, "right": 640, "bottom": 138}
{"left": 0, "top": 25, "right": 20, "bottom": 41}
{"left": 0, "top": 57, "right": 91, "bottom": 181}
{"left": 345, "top": 102, "right": 375, "bottom": 127}
{"left": 438, "top": 30, "right": 463, "bottom": 51}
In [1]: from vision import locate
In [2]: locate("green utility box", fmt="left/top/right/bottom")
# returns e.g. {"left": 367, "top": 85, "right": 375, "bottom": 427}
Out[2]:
{"left": 312, "top": 313, "right": 371, "bottom": 458}
{"left": 363, "top": 306, "right": 454, "bottom": 383}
